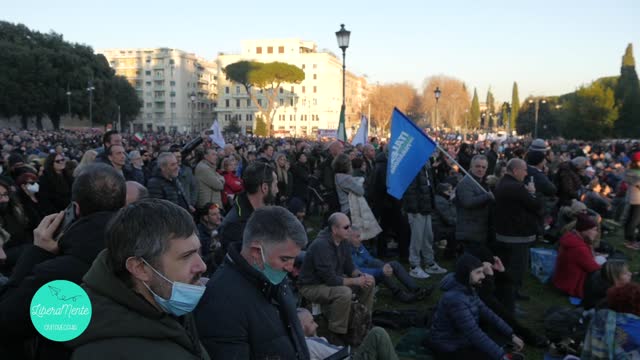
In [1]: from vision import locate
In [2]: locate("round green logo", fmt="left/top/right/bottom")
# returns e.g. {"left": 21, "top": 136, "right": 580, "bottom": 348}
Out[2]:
{"left": 30, "top": 280, "right": 92, "bottom": 342}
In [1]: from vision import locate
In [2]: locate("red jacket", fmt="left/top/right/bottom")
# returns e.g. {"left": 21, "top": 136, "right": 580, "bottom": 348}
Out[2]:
{"left": 552, "top": 231, "right": 601, "bottom": 298}
{"left": 220, "top": 171, "right": 244, "bottom": 207}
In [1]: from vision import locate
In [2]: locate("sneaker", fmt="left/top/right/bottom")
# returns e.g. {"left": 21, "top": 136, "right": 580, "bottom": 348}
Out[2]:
{"left": 409, "top": 267, "right": 430, "bottom": 279}
{"left": 424, "top": 263, "right": 447, "bottom": 275}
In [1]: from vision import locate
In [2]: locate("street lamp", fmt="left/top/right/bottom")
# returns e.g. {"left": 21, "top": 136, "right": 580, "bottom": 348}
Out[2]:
{"left": 434, "top": 86, "right": 441, "bottom": 131}
{"left": 335, "top": 24, "right": 350, "bottom": 111}
{"left": 190, "top": 92, "right": 196, "bottom": 133}
{"left": 529, "top": 98, "right": 547, "bottom": 138}
{"left": 87, "top": 80, "right": 95, "bottom": 128}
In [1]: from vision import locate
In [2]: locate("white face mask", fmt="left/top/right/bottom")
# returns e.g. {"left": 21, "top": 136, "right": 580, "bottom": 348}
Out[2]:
{"left": 26, "top": 183, "right": 39, "bottom": 194}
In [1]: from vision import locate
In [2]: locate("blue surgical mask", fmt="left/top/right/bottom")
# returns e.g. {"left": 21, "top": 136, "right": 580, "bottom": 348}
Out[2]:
{"left": 255, "top": 246, "right": 287, "bottom": 285}
{"left": 142, "top": 259, "right": 205, "bottom": 316}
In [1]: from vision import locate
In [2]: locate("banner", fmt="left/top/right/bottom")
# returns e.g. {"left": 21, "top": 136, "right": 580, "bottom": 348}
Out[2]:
{"left": 209, "top": 120, "right": 226, "bottom": 148}
{"left": 351, "top": 115, "right": 368, "bottom": 146}
{"left": 386, "top": 108, "right": 437, "bottom": 199}
{"left": 336, "top": 104, "right": 347, "bottom": 142}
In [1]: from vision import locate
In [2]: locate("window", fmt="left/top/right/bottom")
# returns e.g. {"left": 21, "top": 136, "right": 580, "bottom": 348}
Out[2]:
{"left": 279, "top": 99, "right": 284, "bottom": 106}
{"left": 313, "top": 64, "right": 317, "bottom": 69}
{"left": 169, "top": 59, "right": 175, "bottom": 65}
{"left": 170, "top": 81, "right": 176, "bottom": 86}
{"left": 246, "top": 99, "right": 251, "bottom": 107}
{"left": 145, "top": 71, "right": 151, "bottom": 76}
{"left": 256, "top": 47, "right": 262, "bottom": 54}
{"left": 246, "top": 114, "right": 253, "bottom": 121}
{"left": 147, "top": 113, "right": 152, "bottom": 119}
{"left": 267, "top": 46, "right": 273, "bottom": 54}
{"left": 225, "top": 99, "right": 230, "bottom": 107}
{"left": 146, "top": 81, "right": 152, "bottom": 86}
{"left": 302, "top": 86, "right": 306, "bottom": 94}
{"left": 290, "top": 98, "right": 294, "bottom": 106}
{"left": 224, "top": 114, "right": 230, "bottom": 121}
{"left": 313, "top": 86, "right": 317, "bottom": 93}
{"left": 291, "top": 86, "right": 294, "bottom": 93}
{"left": 236, "top": 99, "right": 241, "bottom": 108}
{"left": 170, "top": 91, "right": 176, "bottom": 97}
{"left": 279, "top": 88, "right": 283, "bottom": 94}
{"left": 313, "top": 98, "right": 317, "bottom": 105}
{"left": 302, "top": 64, "right": 305, "bottom": 69}
{"left": 146, "top": 102, "right": 152, "bottom": 108}
{"left": 225, "top": 87, "right": 229, "bottom": 94}
{"left": 170, "top": 102, "right": 176, "bottom": 109}
{"left": 313, "top": 74, "right": 317, "bottom": 80}
{"left": 278, "top": 46, "right": 284, "bottom": 54}
{"left": 258, "top": 99, "right": 262, "bottom": 106}
{"left": 236, "top": 86, "right": 240, "bottom": 94}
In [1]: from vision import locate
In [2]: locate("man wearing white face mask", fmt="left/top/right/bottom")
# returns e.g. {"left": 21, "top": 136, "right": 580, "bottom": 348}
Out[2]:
{"left": 69, "top": 198, "right": 210, "bottom": 360}
{"left": 15, "top": 170, "right": 47, "bottom": 232}
{"left": 195, "top": 206, "right": 310, "bottom": 359}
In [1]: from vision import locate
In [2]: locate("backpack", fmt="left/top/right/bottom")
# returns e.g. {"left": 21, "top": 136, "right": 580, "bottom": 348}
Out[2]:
{"left": 544, "top": 306, "right": 589, "bottom": 354}
{"left": 344, "top": 301, "right": 371, "bottom": 347}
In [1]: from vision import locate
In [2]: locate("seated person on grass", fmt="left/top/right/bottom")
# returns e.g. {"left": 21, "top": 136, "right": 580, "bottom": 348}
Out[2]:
{"left": 582, "top": 259, "right": 633, "bottom": 310}
{"left": 297, "top": 308, "right": 398, "bottom": 360}
{"left": 348, "top": 225, "right": 431, "bottom": 303}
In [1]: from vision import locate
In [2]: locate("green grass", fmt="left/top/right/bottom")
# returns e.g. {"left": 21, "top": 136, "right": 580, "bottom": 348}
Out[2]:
{"left": 304, "top": 217, "right": 640, "bottom": 359}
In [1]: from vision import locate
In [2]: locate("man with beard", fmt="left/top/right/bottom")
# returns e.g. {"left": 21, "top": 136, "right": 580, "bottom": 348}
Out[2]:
{"left": 427, "top": 253, "right": 525, "bottom": 359}
{"left": 219, "top": 162, "right": 278, "bottom": 250}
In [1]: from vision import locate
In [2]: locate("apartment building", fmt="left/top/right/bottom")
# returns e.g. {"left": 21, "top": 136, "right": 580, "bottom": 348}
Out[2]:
{"left": 215, "top": 39, "right": 367, "bottom": 136}
{"left": 100, "top": 48, "right": 218, "bottom": 133}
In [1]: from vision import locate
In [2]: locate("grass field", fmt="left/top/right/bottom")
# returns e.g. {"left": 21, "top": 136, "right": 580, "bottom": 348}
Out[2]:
{"left": 306, "top": 219, "right": 639, "bottom": 359}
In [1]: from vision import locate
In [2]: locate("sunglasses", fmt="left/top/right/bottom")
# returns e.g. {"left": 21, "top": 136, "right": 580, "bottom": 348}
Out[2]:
{"left": 342, "top": 225, "right": 351, "bottom": 230}
{"left": 54, "top": 159, "right": 65, "bottom": 163}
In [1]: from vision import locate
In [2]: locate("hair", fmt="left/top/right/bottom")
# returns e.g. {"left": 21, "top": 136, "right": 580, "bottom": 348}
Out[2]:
{"left": 74, "top": 150, "right": 98, "bottom": 177}
{"left": 242, "top": 162, "right": 274, "bottom": 194}
{"left": 506, "top": 158, "right": 526, "bottom": 174}
{"left": 351, "top": 158, "right": 364, "bottom": 170}
{"left": 72, "top": 163, "right": 126, "bottom": 216}
{"left": 106, "top": 198, "right": 196, "bottom": 286}
{"left": 607, "top": 282, "right": 640, "bottom": 316}
{"left": 602, "top": 260, "right": 629, "bottom": 284}
{"left": 242, "top": 206, "right": 307, "bottom": 248}
{"left": 221, "top": 156, "right": 237, "bottom": 172}
{"left": 494, "top": 160, "right": 508, "bottom": 177}
{"left": 106, "top": 145, "right": 124, "bottom": 157}
{"left": 128, "top": 150, "right": 141, "bottom": 160}
{"left": 126, "top": 181, "right": 148, "bottom": 202}
{"left": 103, "top": 130, "right": 119, "bottom": 146}
{"left": 470, "top": 154, "right": 488, "bottom": 166}
{"left": 43, "top": 152, "right": 64, "bottom": 174}
{"left": 0, "top": 179, "right": 27, "bottom": 225}
{"left": 327, "top": 212, "right": 347, "bottom": 231}
{"left": 331, "top": 153, "right": 352, "bottom": 174}
{"left": 157, "top": 152, "right": 175, "bottom": 169}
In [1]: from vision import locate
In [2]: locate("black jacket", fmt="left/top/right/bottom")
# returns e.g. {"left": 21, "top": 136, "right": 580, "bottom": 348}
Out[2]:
{"left": 38, "top": 170, "right": 72, "bottom": 212}
{"left": 402, "top": 165, "right": 434, "bottom": 215}
{"left": 0, "top": 211, "right": 115, "bottom": 358}
{"left": 494, "top": 174, "right": 542, "bottom": 237}
{"left": 290, "top": 163, "right": 310, "bottom": 201}
{"left": 297, "top": 228, "right": 356, "bottom": 287}
{"left": 147, "top": 169, "right": 190, "bottom": 211}
{"left": 219, "top": 192, "right": 255, "bottom": 250}
{"left": 195, "top": 243, "right": 309, "bottom": 360}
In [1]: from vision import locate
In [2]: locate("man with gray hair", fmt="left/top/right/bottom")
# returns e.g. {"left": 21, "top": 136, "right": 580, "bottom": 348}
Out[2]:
{"left": 125, "top": 181, "right": 148, "bottom": 205}
{"left": 494, "top": 158, "right": 542, "bottom": 310}
{"left": 68, "top": 199, "right": 210, "bottom": 359}
{"left": 147, "top": 152, "right": 193, "bottom": 212}
{"left": 196, "top": 206, "right": 309, "bottom": 359}
{"left": 455, "top": 155, "right": 495, "bottom": 248}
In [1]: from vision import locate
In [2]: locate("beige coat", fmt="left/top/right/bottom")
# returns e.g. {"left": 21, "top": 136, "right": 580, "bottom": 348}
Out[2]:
{"left": 195, "top": 160, "right": 225, "bottom": 208}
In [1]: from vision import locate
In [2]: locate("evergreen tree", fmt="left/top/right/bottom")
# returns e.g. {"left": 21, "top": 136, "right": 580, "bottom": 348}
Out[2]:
{"left": 614, "top": 43, "right": 640, "bottom": 137}
{"left": 559, "top": 82, "right": 617, "bottom": 140}
{"left": 485, "top": 88, "right": 495, "bottom": 115}
{"left": 470, "top": 88, "right": 480, "bottom": 128}
{"left": 511, "top": 82, "right": 520, "bottom": 130}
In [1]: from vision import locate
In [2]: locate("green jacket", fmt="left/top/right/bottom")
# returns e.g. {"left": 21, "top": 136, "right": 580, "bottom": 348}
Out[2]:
{"left": 68, "top": 250, "right": 210, "bottom": 360}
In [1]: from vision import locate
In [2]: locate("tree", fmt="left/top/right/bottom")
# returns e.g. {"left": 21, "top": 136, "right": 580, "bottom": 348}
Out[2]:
{"left": 470, "top": 88, "right": 480, "bottom": 128}
{"left": 420, "top": 75, "right": 471, "bottom": 129}
{"left": 364, "top": 82, "right": 418, "bottom": 134}
{"left": 556, "top": 83, "right": 617, "bottom": 140}
{"left": 614, "top": 44, "right": 640, "bottom": 137}
{"left": 485, "top": 88, "right": 495, "bottom": 115}
{"left": 224, "top": 61, "right": 304, "bottom": 137}
{"left": 254, "top": 115, "right": 268, "bottom": 137}
{"left": 224, "top": 116, "right": 242, "bottom": 134}
{"left": 511, "top": 82, "right": 520, "bottom": 130}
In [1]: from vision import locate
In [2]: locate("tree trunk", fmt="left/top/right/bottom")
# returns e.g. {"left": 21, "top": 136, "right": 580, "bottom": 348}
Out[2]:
{"left": 36, "top": 114, "right": 43, "bottom": 130}
{"left": 20, "top": 115, "right": 28, "bottom": 129}
{"left": 50, "top": 113, "right": 61, "bottom": 130}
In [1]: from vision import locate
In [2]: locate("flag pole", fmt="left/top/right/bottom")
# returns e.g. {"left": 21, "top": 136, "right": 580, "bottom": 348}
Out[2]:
{"left": 435, "top": 143, "right": 489, "bottom": 194}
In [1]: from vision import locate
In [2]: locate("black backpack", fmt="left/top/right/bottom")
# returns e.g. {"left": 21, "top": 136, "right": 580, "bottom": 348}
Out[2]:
{"left": 544, "top": 306, "right": 589, "bottom": 344}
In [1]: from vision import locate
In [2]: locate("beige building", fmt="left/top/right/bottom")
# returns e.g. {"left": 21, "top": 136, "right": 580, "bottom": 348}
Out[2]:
{"left": 215, "top": 39, "right": 367, "bottom": 136}
{"left": 100, "top": 48, "right": 218, "bottom": 133}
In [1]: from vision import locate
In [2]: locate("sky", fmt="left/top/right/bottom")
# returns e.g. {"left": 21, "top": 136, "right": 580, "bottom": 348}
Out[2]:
{"left": 3, "top": 0, "right": 639, "bottom": 102}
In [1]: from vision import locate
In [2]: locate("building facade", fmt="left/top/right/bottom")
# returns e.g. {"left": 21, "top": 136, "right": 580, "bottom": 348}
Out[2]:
{"left": 215, "top": 39, "right": 367, "bottom": 137}
{"left": 100, "top": 48, "right": 218, "bottom": 133}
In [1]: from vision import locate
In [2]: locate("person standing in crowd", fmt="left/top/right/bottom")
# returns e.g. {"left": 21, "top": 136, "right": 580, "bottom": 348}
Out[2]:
{"left": 195, "top": 148, "right": 225, "bottom": 209}
{"left": 38, "top": 152, "right": 72, "bottom": 212}
{"left": 147, "top": 152, "right": 193, "bottom": 213}
{"left": 0, "top": 164, "right": 126, "bottom": 358}
{"left": 15, "top": 170, "right": 47, "bottom": 232}
{"left": 455, "top": 155, "right": 494, "bottom": 250}
{"left": 486, "top": 141, "right": 499, "bottom": 176}
{"left": 73, "top": 149, "right": 97, "bottom": 177}
{"left": 403, "top": 162, "right": 447, "bottom": 279}
{"left": 196, "top": 203, "right": 223, "bottom": 271}
{"left": 427, "top": 253, "right": 524, "bottom": 360}
{"left": 69, "top": 199, "right": 210, "bottom": 360}
{"left": 219, "top": 156, "right": 244, "bottom": 210}
{"left": 556, "top": 156, "right": 588, "bottom": 206}
{"left": 127, "top": 150, "right": 147, "bottom": 185}
{"left": 95, "top": 130, "right": 123, "bottom": 162}
{"left": 320, "top": 141, "right": 344, "bottom": 214}
{"left": 290, "top": 152, "right": 311, "bottom": 204}
{"left": 275, "top": 153, "right": 292, "bottom": 206}
{"left": 526, "top": 150, "right": 557, "bottom": 236}
{"left": 298, "top": 213, "right": 375, "bottom": 345}
{"left": 623, "top": 151, "right": 640, "bottom": 250}
{"left": 494, "top": 158, "right": 542, "bottom": 307}
{"left": 456, "top": 143, "right": 474, "bottom": 171}
{"left": 172, "top": 147, "right": 198, "bottom": 210}
{"left": 196, "top": 206, "right": 309, "bottom": 359}
{"left": 333, "top": 153, "right": 365, "bottom": 216}
{"left": 218, "top": 162, "right": 277, "bottom": 250}
{"left": 433, "top": 182, "right": 457, "bottom": 259}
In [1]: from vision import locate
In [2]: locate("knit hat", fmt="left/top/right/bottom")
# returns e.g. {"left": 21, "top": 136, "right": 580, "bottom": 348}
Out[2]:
{"left": 575, "top": 213, "right": 597, "bottom": 232}
{"left": 569, "top": 200, "right": 587, "bottom": 216}
{"left": 529, "top": 138, "right": 549, "bottom": 152}
{"left": 437, "top": 182, "right": 452, "bottom": 194}
{"left": 526, "top": 150, "right": 546, "bottom": 166}
{"left": 287, "top": 197, "right": 306, "bottom": 215}
{"left": 464, "top": 245, "right": 494, "bottom": 264}
{"left": 454, "top": 253, "right": 483, "bottom": 285}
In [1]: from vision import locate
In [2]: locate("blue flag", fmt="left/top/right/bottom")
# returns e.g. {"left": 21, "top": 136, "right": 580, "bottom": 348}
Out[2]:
{"left": 386, "top": 108, "right": 437, "bottom": 199}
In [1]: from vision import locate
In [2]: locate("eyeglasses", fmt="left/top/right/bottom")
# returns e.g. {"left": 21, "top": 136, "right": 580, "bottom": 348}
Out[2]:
{"left": 54, "top": 159, "right": 65, "bottom": 164}
{"left": 342, "top": 224, "right": 351, "bottom": 230}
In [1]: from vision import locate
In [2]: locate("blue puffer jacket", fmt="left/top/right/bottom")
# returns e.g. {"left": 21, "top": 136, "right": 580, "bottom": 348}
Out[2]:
{"left": 429, "top": 274, "right": 513, "bottom": 359}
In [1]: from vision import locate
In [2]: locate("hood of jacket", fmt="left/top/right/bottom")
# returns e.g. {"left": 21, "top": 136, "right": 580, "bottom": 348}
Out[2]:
{"left": 68, "top": 250, "right": 204, "bottom": 355}
{"left": 439, "top": 272, "right": 472, "bottom": 295}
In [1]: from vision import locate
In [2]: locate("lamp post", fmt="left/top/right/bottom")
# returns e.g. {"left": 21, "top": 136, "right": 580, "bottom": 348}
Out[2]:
{"left": 335, "top": 24, "right": 351, "bottom": 113}
{"left": 529, "top": 98, "right": 546, "bottom": 138}
{"left": 87, "top": 80, "right": 95, "bottom": 128}
{"left": 434, "top": 86, "right": 441, "bottom": 132}
{"left": 190, "top": 92, "right": 196, "bottom": 133}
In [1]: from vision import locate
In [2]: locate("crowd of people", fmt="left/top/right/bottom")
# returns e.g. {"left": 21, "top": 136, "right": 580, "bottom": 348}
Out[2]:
{"left": 0, "top": 126, "right": 638, "bottom": 359}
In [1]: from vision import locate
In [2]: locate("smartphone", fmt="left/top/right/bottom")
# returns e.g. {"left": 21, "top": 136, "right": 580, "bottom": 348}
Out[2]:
{"left": 204, "top": 130, "right": 214, "bottom": 135}
{"left": 54, "top": 203, "right": 77, "bottom": 242}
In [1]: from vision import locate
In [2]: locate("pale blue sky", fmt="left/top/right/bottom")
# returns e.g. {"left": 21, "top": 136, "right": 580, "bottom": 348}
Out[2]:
{"left": 3, "top": 0, "right": 639, "bottom": 102}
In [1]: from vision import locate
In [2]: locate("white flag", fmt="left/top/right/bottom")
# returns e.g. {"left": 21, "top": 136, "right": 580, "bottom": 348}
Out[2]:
{"left": 209, "top": 120, "right": 225, "bottom": 148}
{"left": 351, "top": 115, "right": 368, "bottom": 146}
